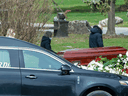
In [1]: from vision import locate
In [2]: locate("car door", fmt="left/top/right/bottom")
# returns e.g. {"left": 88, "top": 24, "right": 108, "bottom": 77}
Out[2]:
{"left": 0, "top": 49, "right": 21, "bottom": 96}
{"left": 20, "top": 49, "right": 76, "bottom": 96}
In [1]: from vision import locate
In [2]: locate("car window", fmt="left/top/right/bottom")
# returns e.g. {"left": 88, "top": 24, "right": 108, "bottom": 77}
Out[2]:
{"left": 23, "top": 50, "right": 62, "bottom": 70}
{"left": 0, "top": 49, "right": 19, "bottom": 68}
{"left": 0, "top": 50, "right": 10, "bottom": 67}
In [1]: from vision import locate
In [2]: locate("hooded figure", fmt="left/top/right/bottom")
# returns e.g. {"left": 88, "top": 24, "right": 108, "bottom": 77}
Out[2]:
{"left": 89, "top": 25, "right": 104, "bottom": 48}
{"left": 40, "top": 31, "right": 56, "bottom": 53}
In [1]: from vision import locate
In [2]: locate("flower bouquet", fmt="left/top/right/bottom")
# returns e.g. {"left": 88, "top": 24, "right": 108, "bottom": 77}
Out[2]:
{"left": 74, "top": 51, "right": 128, "bottom": 76}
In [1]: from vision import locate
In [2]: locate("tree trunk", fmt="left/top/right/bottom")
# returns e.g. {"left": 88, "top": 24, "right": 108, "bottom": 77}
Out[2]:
{"left": 106, "top": 0, "right": 116, "bottom": 36}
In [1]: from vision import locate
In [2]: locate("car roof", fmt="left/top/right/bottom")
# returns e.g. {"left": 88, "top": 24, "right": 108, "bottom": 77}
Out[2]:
{"left": 0, "top": 36, "right": 43, "bottom": 50}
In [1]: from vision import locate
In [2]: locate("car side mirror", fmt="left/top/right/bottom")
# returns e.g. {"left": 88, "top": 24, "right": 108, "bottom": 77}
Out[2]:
{"left": 61, "top": 65, "right": 71, "bottom": 75}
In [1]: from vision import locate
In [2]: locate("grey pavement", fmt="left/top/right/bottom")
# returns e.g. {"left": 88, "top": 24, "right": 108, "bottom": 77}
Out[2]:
{"left": 38, "top": 24, "right": 54, "bottom": 32}
{"left": 103, "top": 27, "right": 128, "bottom": 35}
{"left": 42, "top": 24, "right": 128, "bottom": 35}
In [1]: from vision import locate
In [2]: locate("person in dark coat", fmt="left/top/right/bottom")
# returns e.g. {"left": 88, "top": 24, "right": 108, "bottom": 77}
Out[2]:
{"left": 89, "top": 24, "right": 104, "bottom": 48}
{"left": 40, "top": 31, "right": 56, "bottom": 53}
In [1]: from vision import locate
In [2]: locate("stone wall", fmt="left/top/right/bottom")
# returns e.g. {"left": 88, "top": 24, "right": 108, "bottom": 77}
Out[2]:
{"left": 68, "top": 20, "right": 90, "bottom": 34}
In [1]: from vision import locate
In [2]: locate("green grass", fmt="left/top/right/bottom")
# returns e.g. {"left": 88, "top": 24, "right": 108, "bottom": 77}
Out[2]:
{"left": 53, "top": 0, "right": 125, "bottom": 7}
{"left": 53, "top": 0, "right": 87, "bottom": 7}
{"left": 50, "top": 34, "right": 89, "bottom": 52}
{"left": 53, "top": 5, "right": 91, "bottom": 13}
{"left": 47, "top": 12, "right": 128, "bottom": 27}
{"left": 103, "top": 38, "right": 128, "bottom": 48}
{"left": 52, "top": 0, "right": 125, "bottom": 12}
{"left": 115, "top": 12, "right": 128, "bottom": 27}
{"left": 38, "top": 0, "right": 128, "bottom": 27}
{"left": 45, "top": 34, "right": 128, "bottom": 53}
{"left": 37, "top": 0, "right": 128, "bottom": 53}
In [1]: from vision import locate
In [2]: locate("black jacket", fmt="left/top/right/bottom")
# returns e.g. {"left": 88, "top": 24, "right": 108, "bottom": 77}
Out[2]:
{"left": 40, "top": 36, "right": 55, "bottom": 53}
{"left": 89, "top": 25, "right": 104, "bottom": 48}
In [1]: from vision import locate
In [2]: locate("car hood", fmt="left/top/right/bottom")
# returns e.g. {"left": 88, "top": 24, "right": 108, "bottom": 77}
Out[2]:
{"left": 73, "top": 67, "right": 128, "bottom": 80}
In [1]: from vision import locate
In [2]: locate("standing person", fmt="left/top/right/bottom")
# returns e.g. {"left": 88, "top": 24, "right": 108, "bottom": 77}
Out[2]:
{"left": 40, "top": 31, "right": 56, "bottom": 53}
{"left": 89, "top": 24, "right": 104, "bottom": 48}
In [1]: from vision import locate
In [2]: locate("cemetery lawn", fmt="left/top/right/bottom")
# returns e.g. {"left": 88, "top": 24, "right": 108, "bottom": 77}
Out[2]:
{"left": 47, "top": 12, "right": 128, "bottom": 27}
{"left": 53, "top": 0, "right": 125, "bottom": 9}
{"left": 37, "top": 34, "right": 128, "bottom": 53}
{"left": 38, "top": 0, "right": 127, "bottom": 27}
{"left": 37, "top": 0, "right": 128, "bottom": 53}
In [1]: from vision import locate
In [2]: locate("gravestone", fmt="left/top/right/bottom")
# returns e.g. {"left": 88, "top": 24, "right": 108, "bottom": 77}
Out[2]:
{"left": 54, "top": 12, "right": 69, "bottom": 37}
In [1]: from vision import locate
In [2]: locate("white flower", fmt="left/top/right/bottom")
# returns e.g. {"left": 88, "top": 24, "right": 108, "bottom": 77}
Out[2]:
{"left": 117, "top": 60, "right": 120, "bottom": 62}
{"left": 115, "top": 70, "right": 119, "bottom": 74}
{"left": 119, "top": 54, "right": 122, "bottom": 57}
{"left": 92, "top": 65, "right": 96, "bottom": 69}
{"left": 126, "top": 57, "right": 128, "bottom": 61}
{"left": 81, "top": 66, "right": 87, "bottom": 69}
{"left": 98, "top": 67, "right": 103, "bottom": 71}
{"left": 108, "top": 65, "right": 113, "bottom": 67}
{"left": 77, "top": 66, "right": 81, "bottom": 68}
{"left": 120, "top": 58, "right": 124, "bottom": 60}
{"left": 124, "top": 64, "right": 127, "bottom": 69}
{"left": 87, "top": 60, "right": 96, "bottom": 67}
{"left": 124, "top": 64, "right": 128, "bottom": 69}
{"left": 122, "top": 72, "right": 125, "bottom": 75}
{"left": 122, "top": 72, "right": 128, "bottom": 76}
{"left": 116, "top": 67, "right": 119, "bottom": 70}
{"left": 85, "top": 57, "right": 128, "bottom": 76}
{"left": 109, "top": 68, "right": 116, "bottom": 73}
{"left": 87, "top": 66, "right": 94, "bottom": 70}
{"left": 105, "top": 66, "right": 110, "bottom": 70}
{"left": 123, "top": 59, "right": 127, "bottom": 64}
{"left": 126, "top": 51, "right": 128, "bottom": 57}
{"left": 94, "top": 62, "right": 103, "bottom": 67}
{"left": 121, "top": 72, "right": 128, "bottom": 76}
{"left": 103, "top": 70, "right": 107, "bottom": 72}
{"left": 74, "top": 63, "right": 78, "bottom": 66}
{"left": 119, "top": 69, "right": 122, "bottom": 72}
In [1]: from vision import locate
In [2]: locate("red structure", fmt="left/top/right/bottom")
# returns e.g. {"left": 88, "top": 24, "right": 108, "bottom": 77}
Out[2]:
{"left": 57, "top": 46, "right": 127, "bottom": 65}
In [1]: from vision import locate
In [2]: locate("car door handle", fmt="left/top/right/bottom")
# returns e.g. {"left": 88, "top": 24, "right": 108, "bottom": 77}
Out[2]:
{"left": 25, "top": 75, "right": 37, "bottom": 79}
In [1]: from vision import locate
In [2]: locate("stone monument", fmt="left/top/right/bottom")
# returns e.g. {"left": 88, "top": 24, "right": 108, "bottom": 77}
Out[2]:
{"left": 54, "top": 12, "right": 69, "bottom": 37}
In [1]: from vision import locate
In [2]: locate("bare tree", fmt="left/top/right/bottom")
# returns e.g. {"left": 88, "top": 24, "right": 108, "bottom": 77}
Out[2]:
{"left": 0, "top": 0, "right": 53, "bottom": 44}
